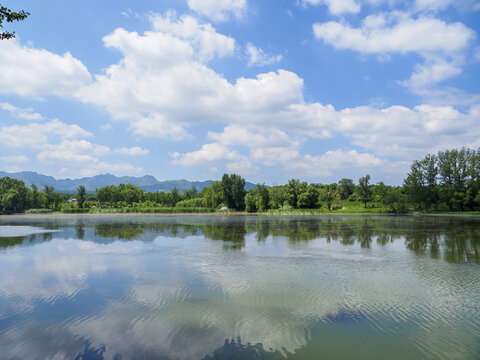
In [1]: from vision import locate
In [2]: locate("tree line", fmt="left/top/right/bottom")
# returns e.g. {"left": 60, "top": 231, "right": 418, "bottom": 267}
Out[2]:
{"left": 1, "top": 148, "right": 480, "bottom": 214}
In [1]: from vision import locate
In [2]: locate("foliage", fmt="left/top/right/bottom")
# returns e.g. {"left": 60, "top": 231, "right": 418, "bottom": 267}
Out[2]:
{"left": 221, "top": 173, "right": 246, "bottom": 210}
{"left": 176, "top": 198, "right": 203, "bottom": 208}
{"left": 356, "top": 175, "right": 372, "bottom": 208}
{"left": 297, "top": 185, "right": 320, "bottom": 209}
{"left": 0, "top": 4, "right": 29, "bottom": 40}
{"left": 202, "top": 181, "right": 224, "bottom": 208}
{"left": 338, "top": 178, "right": 355, "bottom": 200}
{"left": 320, "top": 188, "right": 340, "bottom": 210}
{"left": 24, "top": 208, "right": 53, "bottom": 214}
{"left": 77, "top": 185, "right": 86, "bottom": 208}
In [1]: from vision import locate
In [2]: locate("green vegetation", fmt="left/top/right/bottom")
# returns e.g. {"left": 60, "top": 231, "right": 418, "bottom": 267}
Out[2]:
{"left": 2, "top": 147, "right": 480, "bottom": 215}
{"left": 0, "top": 3, "right": 29, "bottom": 40}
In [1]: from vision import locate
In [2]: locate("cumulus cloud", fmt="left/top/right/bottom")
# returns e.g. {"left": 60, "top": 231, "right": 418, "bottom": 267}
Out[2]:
{"left": 114, "top": 147, "right": 150, "bottom": 156}
{"left": 246, "top": 43, "right": 282, "bottom": 67}
{"left": 37, "top": 140, "right": 110, "bottom": 164}
{"left": 313, "top": 13, "right": 473, "bottom": 54}
{"left": 187, "top": 0, "right": 247, "bottom": 21}
{"left": 302, "top": 0, "right": 360, "bottom": 15}
{"left": 0, "top": 120, "right": 92, "bottom": 148}
{"left": 313, "top": 11, "right": 475, "bottom": 93}
{"left": 0, "top": 102, "right": 43, "bottom": 121}
{"left": 0, "top": 155, "right": 29, "bottom": 163}
{"left": 0, "top": 39, "right": 91, "bottom": 97}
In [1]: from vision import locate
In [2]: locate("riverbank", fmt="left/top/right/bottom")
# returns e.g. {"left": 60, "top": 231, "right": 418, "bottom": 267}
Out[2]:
{"left": 2, "top": 210, "right": 480, "bottom": 218}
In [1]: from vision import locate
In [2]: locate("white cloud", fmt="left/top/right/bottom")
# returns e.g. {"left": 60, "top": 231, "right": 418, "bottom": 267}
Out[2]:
{"left": 150, "top": 12, "right": 236, "bottom": 62}
{"left": 292, "top": 149, "right": 387, "bottom": 177}
{"left": 313, "top": 12, "right": 475, "bottom": 93}
{"left": 401, "top": 57, "right": 463, "bottom": 90}
{"left": 0, "top": 119, "right": 92, "bottom": 148}
{"left": 0, "top": 102, "right": 43, "bottom": 121}
{"left": 336, "top": 104, "right": 480, "bottom": 158}
{"left": 0, "top": 155, "right": 29, "bottom": 163}
{"left": 187, "top": 0, "right": 247, "bottom": 22}
{"left": 37, "top": 140, "right": 110, "bottom": 164}
{"left": 246, "top": 42, "right": 282, "bottom": 67}
{"left": 313, "top": 13, "right": 474, "bottom": 54}
{"left": 415, "top": 0, "right": 480, "bottom": 12}
{"left": 114, "top": 147, "right": 150, "bottom": 156}
{"left": 172, "top": 142, "right": 246, "bottom": 165}
{"left": 0, "top": 39, "right": 91, "bottom": 97}
{"left": 302, "top": 0, "right": 360, "bottom": 15}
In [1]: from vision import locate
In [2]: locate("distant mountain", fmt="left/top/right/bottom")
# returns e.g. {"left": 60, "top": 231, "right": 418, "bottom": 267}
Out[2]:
{"left": 0, "top": 171, "right": 256, "bottom": 193}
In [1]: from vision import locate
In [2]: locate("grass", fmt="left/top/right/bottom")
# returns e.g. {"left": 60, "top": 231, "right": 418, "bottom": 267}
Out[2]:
{"left": 90, "top": 207, "right": 215, "bottom": 214}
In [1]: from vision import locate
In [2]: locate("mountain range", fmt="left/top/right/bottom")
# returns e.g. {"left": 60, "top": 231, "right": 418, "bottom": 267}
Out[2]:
{"left": 0, "top": 171, "right": 256, "bottom": 193}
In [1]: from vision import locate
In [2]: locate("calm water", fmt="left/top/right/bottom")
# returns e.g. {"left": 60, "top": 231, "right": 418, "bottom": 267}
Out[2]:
{"left": 0, "top": 215, "right": 479, "bottom": 360}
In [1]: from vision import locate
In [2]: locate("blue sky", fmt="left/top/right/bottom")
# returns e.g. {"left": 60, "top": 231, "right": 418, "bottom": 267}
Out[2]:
{"left": 1, "top": 0, "right": 479, "bottom": 185}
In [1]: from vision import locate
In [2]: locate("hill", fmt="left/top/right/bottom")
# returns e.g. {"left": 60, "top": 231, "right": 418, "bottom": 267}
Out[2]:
{"left": 0, "top": 171, "right": 256, "bottom": 193}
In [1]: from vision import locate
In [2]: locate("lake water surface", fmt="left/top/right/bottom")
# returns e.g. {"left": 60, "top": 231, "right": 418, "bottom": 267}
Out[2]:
{"left": 0, "top": 214, "right": 479, "bottom": 359}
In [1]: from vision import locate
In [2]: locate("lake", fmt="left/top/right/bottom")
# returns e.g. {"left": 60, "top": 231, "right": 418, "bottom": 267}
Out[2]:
{"left": 0, "top": 214, "right": 479, "bottom": 359}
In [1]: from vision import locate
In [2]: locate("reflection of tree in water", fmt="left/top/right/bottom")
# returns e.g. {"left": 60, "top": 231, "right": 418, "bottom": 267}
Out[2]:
{"left": 2, "top": 216, "right": 479, "bottom": 263}
{"left": 201, "top": 218, "right": 247, "bottom": 250}
{"left": 404, "top": 217, "right": 480, "bottom": 264}
{"left": 202, "top": 337, "right": 286, "bottom": 360}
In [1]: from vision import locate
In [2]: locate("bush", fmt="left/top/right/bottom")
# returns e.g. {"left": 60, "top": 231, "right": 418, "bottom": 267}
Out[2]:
{"left": 25, "top": 208, "right": 53, "bottom": 214}
{"left": 92, "top": 207, "right": 215, "bottom": 214}
{"left": 176, "top": 198, "right": 204, "bottom": 208}
{"left": 62, "top": 208, "right": 90, "bottom": 214}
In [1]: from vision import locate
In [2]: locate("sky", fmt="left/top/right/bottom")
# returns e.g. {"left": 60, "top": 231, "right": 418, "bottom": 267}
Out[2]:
{"left": 0, "top": 0, "right": 479, "bottom": 185}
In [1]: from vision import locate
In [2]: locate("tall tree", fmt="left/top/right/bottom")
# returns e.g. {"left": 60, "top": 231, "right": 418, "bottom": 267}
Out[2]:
{"left": 357, "top": 175, "right": 372, "bottom": 208}
{"left": 77, "top": 185, "right": 86, "bottom": 208}
{"left": 221, "top": 174, "right": 246, "bottom": 210}
{"left": 255, "top": 183, "right": 270, "bottom": 211}
{"left": 338, "top": 178, "right": 355, "bottom": 200}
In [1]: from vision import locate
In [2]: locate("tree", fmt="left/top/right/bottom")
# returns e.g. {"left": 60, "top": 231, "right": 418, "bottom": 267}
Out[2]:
{"left": 338, "top": 178, "right": 355, "bottom": 200}
{"left": 43, "top": 185, "right": 55, "bottom": 209}
{"left": 270, "top": 186, "right": 286, "bottom": 209}
{"left": 77, "top": 185, "right": 86, "bottom": 208}
{"left": 255, "top": 183, "right": 270, "bottom": 211}
{"left": 0, "top": 177, "right": 28, "bottom": 213}
{"left": 0, "top": 4, "right": 29, "bottom": 40}
{"left": 297, "top": 185, "right": 319, "bottom": 209}
{"left": 245, "top": 189, "right": 257, "bottom": 212}
{"left": 171, "top": 187, "right": 180, "bottom": 206}
{"left": 357, "top": 175, "right": 372, "bottom": 208}
{"left": 202, "top": 181, "right": 223, "bottom": 208}
{"left": 29, "top": 184, "right": 40, "bottom": 208}
{"left": 320, "top": 188, "right": 339, "bottom": 210}
{"left": 286, "top": 179, "right": 303, "bottom": 208}
{"left": 221, "top": 174, "right": 246, "bottom": 210}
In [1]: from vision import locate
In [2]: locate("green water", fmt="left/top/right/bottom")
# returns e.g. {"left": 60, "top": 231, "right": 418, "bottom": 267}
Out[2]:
{"left": 0, "top": 215, "right": 479, "bottom": 359}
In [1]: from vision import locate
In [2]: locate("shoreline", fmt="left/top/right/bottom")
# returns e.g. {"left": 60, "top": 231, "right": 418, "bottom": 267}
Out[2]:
{"left": 1, "top": 211, "right": 480, "bottom": 219}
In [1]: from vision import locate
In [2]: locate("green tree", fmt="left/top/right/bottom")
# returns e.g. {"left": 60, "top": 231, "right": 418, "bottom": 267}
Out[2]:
{"left": 77, "top": 185, "right": 86, "bottom": 208}
{"left": 43, "top": 185, "right": 55, "bottom": 209}
{"left": 202, "top": 181, "right": 223, "bottom": 208}
{"left": 320, "top": 188, "right": 339, "bottom": 210}
{"left": 0, "top": 4, "right": 29, "bottom": 40}
{"left": 29, "top": 184, "right": 40, "bottom": 208}
{"left": 255, "top": 183, "right": 270, "bottom": 211}
{"left": 245, "top": 189, "right": 257, "bottom": 212}
{"left": 286, "top": 179, "right": 305, "bottom": 209}
{"left": 357, "top": 175, "right": 372, "bottom": 208}
{"left": 297, "top": 185, "right": 319, "bottom": 209}
{"left": 171, "top": 187, "right": 180, "bottom": 206}
{"left": 338, "top": 178, "right": 355, "bottom": 200}
{"left": 270, "top": 186, "right": 286, "bottom": 209}
{"left": 221, "top": 174, "right": 246, "bottom": 210}
{"left": 0, "top": 177, "right": 28, "bottom": 212}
